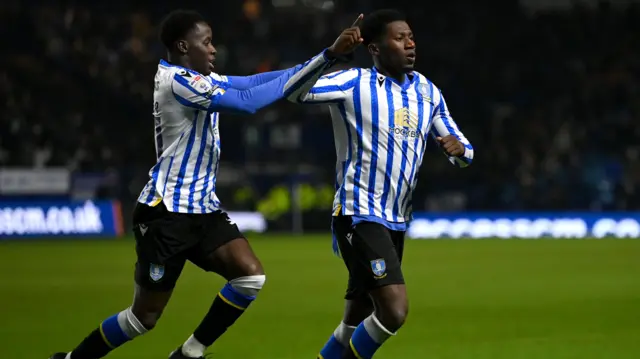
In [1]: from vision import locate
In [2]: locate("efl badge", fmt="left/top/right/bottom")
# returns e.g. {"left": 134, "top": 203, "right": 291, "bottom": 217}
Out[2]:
{"left": 149, "top": 264, "right": 165, "bottom": 282}
{"left": 371, "top": 259, "right": 387, "bottom": 278}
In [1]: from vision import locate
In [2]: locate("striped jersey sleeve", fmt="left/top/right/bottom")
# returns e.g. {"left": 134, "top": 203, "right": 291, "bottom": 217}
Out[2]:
{"left": 293, "top": 68, "right": 360, "bottom": 104}
{"left": 430, "top": 89, "right": 474, "bottom": 167}
{"left": 171, "top": 70, "right": 228, "bottom": 112}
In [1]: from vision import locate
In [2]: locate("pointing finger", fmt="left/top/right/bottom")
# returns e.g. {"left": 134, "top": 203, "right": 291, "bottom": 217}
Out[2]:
{"left": 351, "top": 13, "right": 364, "bottom": 27}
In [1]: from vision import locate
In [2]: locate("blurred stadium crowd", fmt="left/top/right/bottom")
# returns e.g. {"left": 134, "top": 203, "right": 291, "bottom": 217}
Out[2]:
{"left": 1, "top": 0, "right": 638, "bottom": 213}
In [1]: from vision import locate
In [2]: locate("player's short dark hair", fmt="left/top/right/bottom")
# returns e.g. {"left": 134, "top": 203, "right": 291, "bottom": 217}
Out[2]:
{"left": 360, "top": 9, "right": 407, "bottom": 46}
{"left": 159, "top": 9, "right": 207, "bottom": 50}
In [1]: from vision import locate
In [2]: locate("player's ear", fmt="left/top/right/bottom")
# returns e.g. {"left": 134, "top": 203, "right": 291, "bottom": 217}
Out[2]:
{"left": 368, "top": 43, "right": 379, "bottom": 56}
{"left": 176, "top": 40, "right": 188, "bottom": 54}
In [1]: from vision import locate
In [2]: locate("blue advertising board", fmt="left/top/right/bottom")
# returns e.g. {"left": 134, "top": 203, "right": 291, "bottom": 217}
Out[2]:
{"left": 0, "top": 200, "right": 124, "bottom": 238}
{"left": 408, "top": 212, "right": 640, "bottom": 239}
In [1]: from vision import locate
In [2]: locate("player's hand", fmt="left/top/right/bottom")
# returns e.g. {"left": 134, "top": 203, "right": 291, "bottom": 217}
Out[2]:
{"left": 436, "top": 135, "right": 465, "bottom": 157}
{"left": 326, "top": 14, "right": 364, "bottom": 58}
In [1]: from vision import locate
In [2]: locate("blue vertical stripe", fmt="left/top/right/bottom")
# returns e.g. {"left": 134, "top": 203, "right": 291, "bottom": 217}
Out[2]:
{"left": 367, "top": 73, "right": 380, "bottom": 216}
{"left": 400, "top": 81, "right": 426, "bottom": 214}
{"left": 380, "top": 81, "right": 395, "bottom": 221}
{"left": 187, "top": 114, "right": 211, "bottom": 213}
{"left": 210, "top": 114, "right": 221, "bottom": 197}
{"left": 154, "top": 117, "right": 164, "bottom": 159}
{"left": 338, "top": 103, "right": 352, "bottom": 214}
{"left": 161, "top": 156, "right": 175, "bottom": 198}
{"left": 172, "top": 112, "right": 199, "bottom": 211}
{"left": 198, "top": 113, "right": 216, "bottom": 212}
{"left": 391, "top": 91, "right": 411, "bottom": 221}
{"left": 351, "top": 70, "right": 363, "bottom": 214}
{"left": 144, "top": 159, "right": 162, "bottom": 203}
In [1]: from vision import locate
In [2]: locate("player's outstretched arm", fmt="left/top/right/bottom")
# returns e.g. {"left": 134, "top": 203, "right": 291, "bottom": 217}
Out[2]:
{"left": 171, "top": 51, "right": 334, "bottom": 114}
{"left": 223, "top": 70, "right": 289, "bottom": 90}
{"left": 430, "top": 90, "right": 474, "bottom": 168}
{"left": 214, "top": 51, "right": 336, "bottom": 114}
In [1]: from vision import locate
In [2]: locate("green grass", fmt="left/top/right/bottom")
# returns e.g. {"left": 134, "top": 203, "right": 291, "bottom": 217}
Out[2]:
{"left": 1, "top": 236, "right": 639, "bottom": 359}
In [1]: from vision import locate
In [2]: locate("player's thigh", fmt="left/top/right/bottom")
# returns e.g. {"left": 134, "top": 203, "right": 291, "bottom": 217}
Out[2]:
{"left": 188, "top": 210, "right": 264, "bottom": 280}
{"left": 132, "top": 203, "right": 192, "bottom": 293}
{"left": 333, "top": 217, "right": 369, "bottom": 302}
{"left": 334, "top": 218, "right": 405, "bottom": 293}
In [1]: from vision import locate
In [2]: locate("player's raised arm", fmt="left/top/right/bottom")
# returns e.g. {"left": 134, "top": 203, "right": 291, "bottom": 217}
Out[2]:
{"left": 289, "top": 14, "right": 364, "bottom": 104}
{"left": 430, "top": 89, "right": 474, "bottom": 167}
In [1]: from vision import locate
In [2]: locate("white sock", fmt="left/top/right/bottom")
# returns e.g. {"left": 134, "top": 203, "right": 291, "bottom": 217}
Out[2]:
{"left": 333, "top": 322, "right": 357, "bottom": 346}
{"left": 182, "top": 334, "right": 207, "bottom": 358}
{"left": 65, "top": 354, "right": 72, "bottom": 359}
{"left": 363, "top": 314, "right": 395, "bottom": 343}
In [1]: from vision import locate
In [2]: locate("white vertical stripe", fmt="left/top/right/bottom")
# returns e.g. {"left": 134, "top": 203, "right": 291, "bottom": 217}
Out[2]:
{"left": 383, "top": 86, "right": 405, "bottom": 221}
{"left": 357, "top": 71, "right": 373, "bottom": 215}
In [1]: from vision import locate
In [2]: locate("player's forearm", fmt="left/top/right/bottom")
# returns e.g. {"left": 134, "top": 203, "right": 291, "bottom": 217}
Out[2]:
{"left": 226, "top": 70, "right": 289, "bottom": 90}
{"left": 431, "top": 119, "right": 474, "bottom": 168}
{"left": 449, "top": 142, "right": 474, "bottom": 168}
{"left": 214, "top": 50, "right": 334, "bottom": 114}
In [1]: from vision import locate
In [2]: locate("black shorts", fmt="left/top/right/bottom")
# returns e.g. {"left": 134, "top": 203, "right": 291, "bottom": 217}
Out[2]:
{"left": 132, "top": 202, "right": 244, "bottom": 291}
{"left": 332, "top": 216, "right": 406, "bottom": 300}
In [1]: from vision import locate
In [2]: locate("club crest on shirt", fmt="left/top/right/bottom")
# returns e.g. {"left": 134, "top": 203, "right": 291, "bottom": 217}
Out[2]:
{"left": 371, "top": 259, "right": 387, "bottom": 279}
{"left": 417, "top": 83, "right": 433, "bottom": 103}
{"left": 149, "top": 263, "right": 164, "bottom": 282}
{"left": 391, "top": 107, "right": 419, "bottom": 140}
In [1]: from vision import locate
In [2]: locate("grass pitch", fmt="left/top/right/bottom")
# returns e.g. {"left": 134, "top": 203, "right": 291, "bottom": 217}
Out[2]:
{"left": 1, "top": 236, "right": 639, "bottom": 359}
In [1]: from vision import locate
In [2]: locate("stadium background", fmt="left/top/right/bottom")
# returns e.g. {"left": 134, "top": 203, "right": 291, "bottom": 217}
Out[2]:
{"left": 1, "top": 0, "right": 639, "bottom": 358}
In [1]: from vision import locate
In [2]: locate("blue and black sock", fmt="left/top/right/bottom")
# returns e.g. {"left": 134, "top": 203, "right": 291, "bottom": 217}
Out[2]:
{"left": 190, "top": 281, "right": 258, "bottom": 349}
{"left": 318, "top": 322, "right": 356, "bottom": 359}
{"left": 348, "top": 314, "right": 395, "bottom": 359}
{"left": 68, "top": 308, "right": 147, "bottom": 359}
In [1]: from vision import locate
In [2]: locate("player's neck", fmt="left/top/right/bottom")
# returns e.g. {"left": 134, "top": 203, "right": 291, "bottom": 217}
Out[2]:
{"left": 166, "top": 54, "right": 192, "bottom": 71}
{"left": 374, "top": 63, "right": 407, "bottom": 84}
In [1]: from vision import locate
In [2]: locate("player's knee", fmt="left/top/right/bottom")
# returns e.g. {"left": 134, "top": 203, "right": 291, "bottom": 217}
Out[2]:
{"left": 130, "top": 307, "right": 163, "bottom": 331}
{"left": 229, "top": 274, "right": 266, "bottom": 297}
{"left": 242, "top": 259, "right": 265, "bottom": 277}
{"left": 376, "top": 297, "right": 409, "bottom": 332}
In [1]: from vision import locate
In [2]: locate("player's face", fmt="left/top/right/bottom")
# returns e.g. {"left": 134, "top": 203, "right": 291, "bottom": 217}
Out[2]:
{"left": 378, "top": 21, "right": 416, "bottom": 73}
{"left": 186, "top": 21, "right": 216, "bottom": 75}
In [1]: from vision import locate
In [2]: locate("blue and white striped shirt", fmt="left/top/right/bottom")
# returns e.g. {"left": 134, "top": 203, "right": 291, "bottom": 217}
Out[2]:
{"left": 295, "top": 67, "right": 474, "bottom": 230}
{"left": 138, "top": 51, "right": 334, "bottom": 213}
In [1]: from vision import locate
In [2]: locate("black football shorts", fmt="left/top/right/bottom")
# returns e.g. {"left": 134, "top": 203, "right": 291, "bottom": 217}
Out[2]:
{"left": 132, "top": 202, "right": 244, "bottom": 291}
{"left": 332, "top": 216, "right": 406, "bottom": 300}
